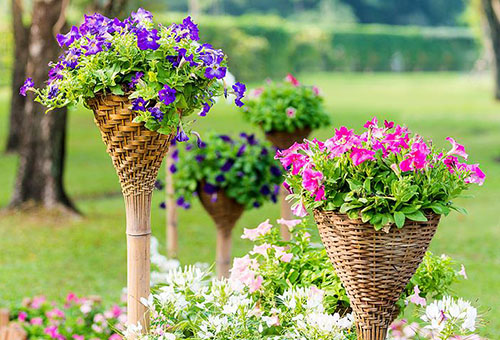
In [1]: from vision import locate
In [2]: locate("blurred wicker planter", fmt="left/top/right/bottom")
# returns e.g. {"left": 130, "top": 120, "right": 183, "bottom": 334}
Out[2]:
{"left": 197, "top": 181, "right": 245, "bottom": 277}
{"left": 87, "top": 93, "right": 174, "bottom": 329}
{"left": 313, "top": 210, "right": 440, "bottom": 340}
{"left": 265, "top": 127, "right": 311, "bottom": 150}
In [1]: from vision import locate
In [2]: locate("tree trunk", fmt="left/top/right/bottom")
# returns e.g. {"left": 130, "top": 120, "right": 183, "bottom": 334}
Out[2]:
{"left": 482, "top": 0, "right": 500, "bottom": 100}
{"left": 9, "top": 0, "right": 76, "bottom": 212}
{"left": 5, "top": 0, "right": 30, "bottom": 153}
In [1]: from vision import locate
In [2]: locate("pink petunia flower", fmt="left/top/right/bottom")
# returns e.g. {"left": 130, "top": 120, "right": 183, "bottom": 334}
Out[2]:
{"left": 446, "top": 137, "right": 468, "bottom": 160}
{"left": 31, "top": 296, "right": 46, "bottom": 309}
{"left": 324, "top": 126, "right": 362, "bottom": 157}
{"left": 312, "top": 86, "right": 321, "bottom": 96}
{"left": 350, "top": 147, "right": 376, "bottom": 166}
{"left": 72, "top": 335, "right": 84, "bottom": 340}
{"left": 31, "top": 317, "right": 43, "bottom": 325}
{"left": 18, "top": 311, "right": 28, "bottom": 322}
{"left": 286, "top": 107, "right": 297, "bottom": 118}
{"left": 275, "top": 142, "right": 310, "bottom": 175}
{"left": 302, "top": 167, "right": 325, "bottom": 201}
{"left": 108, "top": 334, "right": 122, "bottom": 340}
{"left": 250, "top": 243, "right": 272, "bottom": 257}
{"left": 285, "top": 73, "right": 300, "bottom": 86}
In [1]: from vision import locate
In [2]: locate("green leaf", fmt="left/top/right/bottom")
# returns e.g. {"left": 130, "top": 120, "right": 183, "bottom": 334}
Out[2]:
{"left": 109, "top": 85, "right": 124, "bottom": 95}
{"left": 405, "top": 210, "right": 428, "bottom": 222}
{"left": 394, "top": 211, "right": 405, "bottom": 228}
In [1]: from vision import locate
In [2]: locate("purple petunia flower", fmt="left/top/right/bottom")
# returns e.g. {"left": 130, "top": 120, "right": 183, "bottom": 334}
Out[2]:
{"left": 237, "top": 144, "right": 246, "bottom": 157}
{"left": 261, "top": 147, "right": 269, "bottom": 156}
{"left": 80, "top": 13, "right": 109, "bottom": 36}
{"left": 180, "top": 16, "right": 200, "bottom": 41}
{"left": 132, "top": 97, "right": 147, "bottom": 111}
{"left": 199, "top": 102, "right": 211, "bottom": 117}
{"left": 136, "top": 28, "right": 160, "bottom": 50}
{"left": 253, "top": 202, "right": 261, "bottom": 208}
{"left": 131, "top": 8, "right": 153, "bottom": 26}
{"left": 199, "top": 47, "right": 224, "bottom": 66}
{"left": 237, "top": 171, "right": 244, "bottom": 177}
{"left": 148, "top": 107, "right": 163, "bottom": 121}
{"left": 172, "top": 149, "right": 179, "bottom": 162}
{"left": 270, "top": 166, "right": 282, "bottom": 177}
{"left": 203, "top": 183, "right": 218, "bottom": 194}
{"left": 159, "top": 202, "right": 166, "bottom": 209}
{"left": 215, "top": 174, "right": 225, "bottom": 182}
{"left": 221, "top": 159, "right": 235, "bottom": 172}
{"left": 271, "top": 194, "right": 277, "bottom": 203}
{"left": 232, "top": 82, "right": 246, "bottom": 107}
{"left": 260, "top": 185, "right": 271, "bottom": 195}
{"left": 63, "top": 48, "right": 82, "bottom": 69}
{"left": 176, "top": 125, "right": 189, "bottom": 142}
{"left": 129, "top": 72, "right": 144, "bottom": 89}
{"left": 219, "top": 135, "right": 233, "bottom": 143}
{"left": 169, "top": 163, "right": 177, "bottom": 173}
{"left": 205, "top": 66, "right": 226, "bottom": 80}
{"left": 47, "top": 85, "right": 59, "bottom": 99}
{"left": 176, "top": 196, "right": 190, "bottom": 209}
{"left": 56, "top": 26, "right": 81, "bottom": 47}
{"left": 48, "top": 63, "right": 64, "bottom": 83}
{"left": 83, "top": 38, "right": 106, "bottom": 56}
{"left": 107, "top": 18, "right": 125, "bottom": 34}
{"left": 19, "top": 78, "right": 34, "bottom": 96}
{"left": 192, "top": 131, "right": 205, "bottom": 148}
{"left": 154, "top": 180, "right": 164, "bottom": 190}
{"left": 158, "top": 84, "right": 176, "bottom": 106}
{"left": 195, "top": 154, "right": 205, "bottom": 163}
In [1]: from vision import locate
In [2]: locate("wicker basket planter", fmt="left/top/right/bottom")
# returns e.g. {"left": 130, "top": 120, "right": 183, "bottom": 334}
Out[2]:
{"left": 197, "top": 182, "right": 245, "bottom": 277}
{"left": 265, "top": 128, "right": 311, "bottom": 150}
{"left": 313, "top": 210, "right": 440, "bottom": 340}
{"left": 87, "top": 93, "right": 174, "bottom": 328}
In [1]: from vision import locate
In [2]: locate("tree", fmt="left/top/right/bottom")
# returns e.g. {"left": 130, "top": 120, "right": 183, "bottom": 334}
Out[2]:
{"left": 9, "top": 0, "right": 76, "bottom": 212}
{"left": 481, "top": 0, "right": 500, "bottom": 100}
{"left": 5, "top": 0, "right": 30, "bottom": 153}
{"left": 89, "top": 0, "right": 129, "bottom": 18}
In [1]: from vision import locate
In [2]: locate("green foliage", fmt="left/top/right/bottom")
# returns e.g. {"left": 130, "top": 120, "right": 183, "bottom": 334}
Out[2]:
{"left": 172, "top": 132, "right": 283, "bottom": 209}
{"left": 242, "top": 75, "right": 330, "bottom": 133}
{"left": 158, "top": 14, "right": 480, "bottom": 81}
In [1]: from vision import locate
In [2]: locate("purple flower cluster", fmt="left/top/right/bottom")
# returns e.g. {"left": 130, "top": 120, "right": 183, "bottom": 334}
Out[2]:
{"left": 19, "top": 78, "right": 34, "bottom": 96}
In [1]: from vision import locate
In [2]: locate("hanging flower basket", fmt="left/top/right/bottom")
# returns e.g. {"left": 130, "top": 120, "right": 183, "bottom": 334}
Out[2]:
{"left": 22, "top": 8, "right": 246, "bottom": 330}
{"left": 276, "top": 117, "right": 485, "bottom": 340}
{"left": 265, "top": 127, "right": 311, "bottom": 150}
{"left": 314, "top": 210, "right": 440, "bottom": 339}
{"left": 87, "top": 94, "right": 173, "bottom": 196}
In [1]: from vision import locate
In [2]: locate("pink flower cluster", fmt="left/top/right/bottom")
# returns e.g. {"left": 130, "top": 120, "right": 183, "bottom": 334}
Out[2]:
{"left": 229, "top": 255, "right": 263, "bottom": 293}
{"left": 276, "top": 117, "right": 485, "bottom": 205}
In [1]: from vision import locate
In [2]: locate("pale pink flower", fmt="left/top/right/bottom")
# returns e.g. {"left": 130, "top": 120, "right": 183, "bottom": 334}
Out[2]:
{"left": 446, "top": 137, "right": 468, "bottom": 160}
{"left": 31, "top": 317, "right": 43, "bottom": 325}
{"left": 46, "top": 308, "right": 65, "bottom": 320}
{"left": 241, "top": 219, "right": 273, "bottom": 241}
{"left": 292, "top": 199, "right": 308, "bottom": 217}
{"left": 31, "top": 296, "right": 46, "bottom": 309}
{"left": 72, "top": 336, "right": 84, "bottom": 340}
{"left": 312, "top": 86, "right": 321, "bottom": 96}
{"left": 108, "top": 334, "right": 122, "bottom": 340}
{"left": 286, "top": 107, "right": 297, "bottom": 118}
{"left": 407, "top": 286, "right": 426, "bottom": 306}
{"left": 252, "top": 87, "right": 263, "bottom": 97}
{"left": 248, "top": 275, "right": 263, "bottom": 293}
{"left": 274, "top": 246, "right": 293, "bottom": 262}
{"left": 458, "top": 264, "right": 468, "bottom": 279}
{"left": 250, "top": 243, "right": 272, "bottom": 257}
{"left": 262, "top": 314, "right": 280, "bottom": 327}
{"left": 277, "top": 218, "right": 302, "bottom": 230}
{"left": 303, "top": 232, "right": 311, "bottom": 241}
{"left": 280, "top": 253, "right": 293, "bottom": 263}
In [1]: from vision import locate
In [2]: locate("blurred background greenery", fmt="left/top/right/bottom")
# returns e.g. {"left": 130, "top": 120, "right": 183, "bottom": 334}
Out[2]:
{"left": 0, "top": 0, "right": 499, "bottom": 337}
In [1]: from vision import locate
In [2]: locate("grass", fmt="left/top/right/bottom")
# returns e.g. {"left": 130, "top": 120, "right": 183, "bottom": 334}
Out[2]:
{"left": 0, "top": 72, "right": 499, "bottom": 337}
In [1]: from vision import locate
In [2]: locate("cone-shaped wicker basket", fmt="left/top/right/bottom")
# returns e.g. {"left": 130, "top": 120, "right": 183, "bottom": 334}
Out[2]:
{"left": 313, "top": 210, "right": 440, "bottom": 340}
{"left": 197, "top": 182, "right": 245, "bottom": 277}
{"left": 265, "top": 127, "right": 311, "bottom": 150}
{"left": 87, "top": 93, "right": 174, "bottom": 329}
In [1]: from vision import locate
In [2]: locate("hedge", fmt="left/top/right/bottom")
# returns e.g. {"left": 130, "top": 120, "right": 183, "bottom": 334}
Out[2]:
{"left": 0, "top": 14, "right": 480, "bottom": 85}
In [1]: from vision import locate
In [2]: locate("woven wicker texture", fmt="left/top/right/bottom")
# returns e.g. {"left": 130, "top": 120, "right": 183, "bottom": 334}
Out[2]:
{"left": 265, "top": 128, "right": 311, "bottom": 150}
{"left": 197, "top": 181, "right": 245, "bottom": 233}
{"left": 313, "top": 210, "right": 440, "bottom": 340}
{"left": 87, "top": 94, "right": 174, "bottom": 196}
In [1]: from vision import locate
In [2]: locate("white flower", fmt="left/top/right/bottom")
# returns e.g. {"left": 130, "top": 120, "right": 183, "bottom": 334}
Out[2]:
{"left": 123, "top": 322, "right": 143, "bottom": 339}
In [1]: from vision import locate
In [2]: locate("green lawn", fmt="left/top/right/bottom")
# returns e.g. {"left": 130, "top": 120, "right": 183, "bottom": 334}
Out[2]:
{"left": 0, "top": 73, "right": 499, "bottom": 337}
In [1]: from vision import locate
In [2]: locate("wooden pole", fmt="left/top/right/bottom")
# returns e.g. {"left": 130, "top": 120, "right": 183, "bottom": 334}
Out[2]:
{"left": 215, "top": 225, "right": 233, "bottom": 278}
{"left": 279, "top": 186, "right": 292, "bottom": 240}
{"left": 124, "top": 193, "right": 152, "bottom": 330}
{"left": 165, "top": 150, "right": 178, "bottom": 258}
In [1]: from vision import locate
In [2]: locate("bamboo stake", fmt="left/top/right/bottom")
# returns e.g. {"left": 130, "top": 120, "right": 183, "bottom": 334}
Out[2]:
{"left": 165, "top": 150, "right": 178, "bottom": 258}
{"left": 0, "top": 309, "right": 8, "bottom": 327}
{"left": 215, "top": 225, "right": 233, "bottom": 278}
{"left": 124, "top": 193, "right": 152, "bottom": 330}
{"left": 279, "top": 186, "right": 293, "bottom": 240}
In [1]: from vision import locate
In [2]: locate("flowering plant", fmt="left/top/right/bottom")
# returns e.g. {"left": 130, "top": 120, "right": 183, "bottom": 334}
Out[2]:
{"left": 276, "top": 118, "right": 485, "bottom": 230}
{"left": 241, "top": 74, "right": 330, "bottom": 133}
{"left": 129, "top": 218, "right": 475, "bottom": 340}
{"left": 20, "top": 9, "right": 245, "bottom": 135}
{"left": 9, "top": 294, "right": 125, "bottom": 339}
{"left": 168, "top": 132, "right": 283, "bottom": 209}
